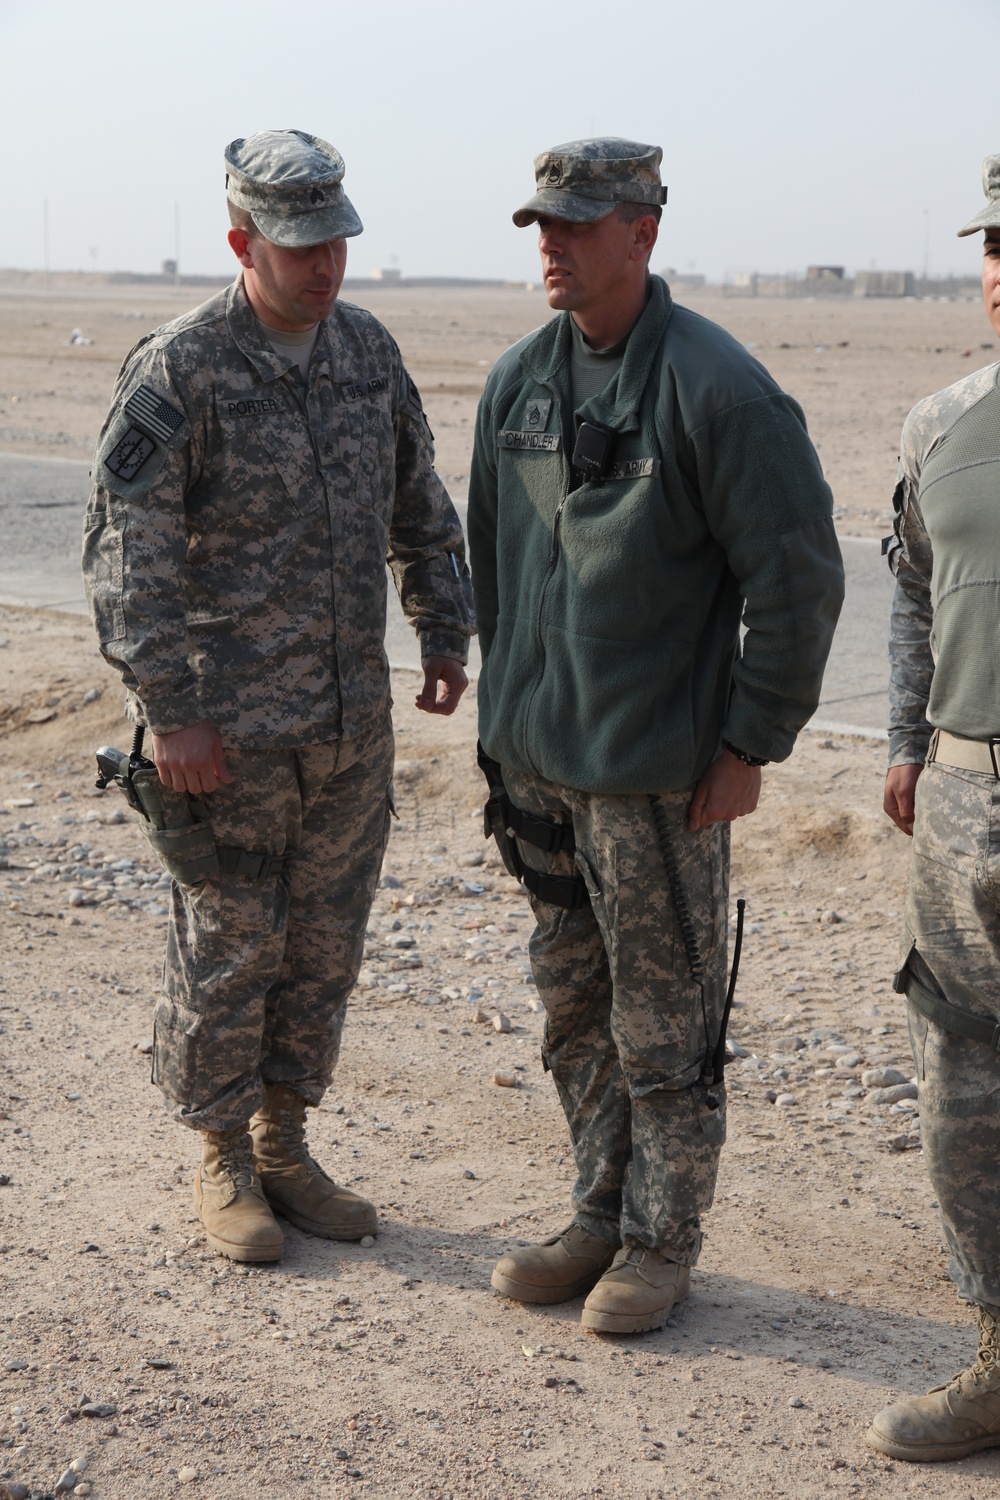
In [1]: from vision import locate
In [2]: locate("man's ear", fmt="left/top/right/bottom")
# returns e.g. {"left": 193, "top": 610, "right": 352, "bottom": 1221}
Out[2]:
{"left": 227, "top": 227, "right": 253, "bottom": 267}
{"left": 631, "top": 214, "right": 659, "bottom": 262}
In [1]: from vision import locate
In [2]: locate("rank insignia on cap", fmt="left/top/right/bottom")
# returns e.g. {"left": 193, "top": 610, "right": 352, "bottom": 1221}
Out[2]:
{"left": 124, "top": 385, "right": 185, "bottom": 445}
{"left": 104, "top": 426, "right": 156, "bottom": 481}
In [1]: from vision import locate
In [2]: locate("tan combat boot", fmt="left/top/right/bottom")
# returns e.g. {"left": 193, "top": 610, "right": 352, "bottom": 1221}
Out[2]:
{"left": 491, "top": 1224, "right": 618, "bottom": 1304}
{"left": 250, "top": 1082, "right": 377, "bottom": 1241}
{"left": 867, "top": 1307, "right": 1000, "bottom": 1462}
{"left": 194, "top": 1126, "right": 284, "bottom": 1264}
{"left": 580, "top": 1245, "right": 690, "bottom": 1333}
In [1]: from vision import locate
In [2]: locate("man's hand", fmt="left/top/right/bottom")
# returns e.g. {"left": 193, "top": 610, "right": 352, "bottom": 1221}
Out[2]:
{"left": 151, "top": 720, "right": 232, "bottom": 796}
{"left": 688, "top": 750, "right": 762, "bottom": 831}
{"left": 415, "top": 655, "right": 468, "bottom": 716}
{"left": 884, "top": 763, "right": 923, "bottom": 836}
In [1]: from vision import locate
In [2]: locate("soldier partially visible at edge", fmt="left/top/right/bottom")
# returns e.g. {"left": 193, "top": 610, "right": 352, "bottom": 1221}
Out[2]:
{"left": 81, "top": 130, "right": 473, "bottom": 1264}
{"left": 867, "top": 157, "right": 1000, "bottom": 1463}
{"left": 468, "top": 138, "right": 844, "bottom": 1335}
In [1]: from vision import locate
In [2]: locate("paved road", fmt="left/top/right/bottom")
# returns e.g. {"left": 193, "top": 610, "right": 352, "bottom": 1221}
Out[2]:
{"left": 0, "top": 452, "right": 892, "bottom": 738}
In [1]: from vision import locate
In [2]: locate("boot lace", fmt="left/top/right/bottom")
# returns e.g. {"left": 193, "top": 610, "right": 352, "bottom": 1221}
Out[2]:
{"left": 267, "top": 1093, "right": 311, "bottom": 1166}
{"left": 976, "top": 1309, "right": 1000, "bottom": 1379}
{"left": 216, "top": 1131, "right": 256, "bottom": 1192}
{"left": 941, "top": 1310, "right": 1000, "bottom": 1393}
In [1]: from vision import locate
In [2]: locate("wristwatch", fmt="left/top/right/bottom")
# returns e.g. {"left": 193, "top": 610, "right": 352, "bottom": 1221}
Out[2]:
{"left": 722, "top": 739, "right": 769, "bottom": 768}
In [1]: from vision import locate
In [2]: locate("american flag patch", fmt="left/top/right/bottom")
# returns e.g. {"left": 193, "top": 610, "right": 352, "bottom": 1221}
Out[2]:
{"left": 124, "top": 384, "right": 185, "bottom": 444}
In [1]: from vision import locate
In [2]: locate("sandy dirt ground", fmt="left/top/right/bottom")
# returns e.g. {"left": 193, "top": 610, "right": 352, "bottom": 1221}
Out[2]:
{"left": 0, "top": 274, "right": 998, "bottom": 1499}
{"left": 0, "top": 609, "right": 988, "bottom": 1500}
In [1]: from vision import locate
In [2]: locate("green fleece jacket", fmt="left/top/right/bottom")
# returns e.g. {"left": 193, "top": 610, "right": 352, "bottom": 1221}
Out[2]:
{"left": 468, "top": 276, "right": 844, "bottom": 794}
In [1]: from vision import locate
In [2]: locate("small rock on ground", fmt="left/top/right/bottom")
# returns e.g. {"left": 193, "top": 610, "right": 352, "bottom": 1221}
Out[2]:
{"left": 868, "top": 1081, "right": 918, "bottom": 1106}
{"left": 862, "top": 1066, "right": 908, "bottom": 1088}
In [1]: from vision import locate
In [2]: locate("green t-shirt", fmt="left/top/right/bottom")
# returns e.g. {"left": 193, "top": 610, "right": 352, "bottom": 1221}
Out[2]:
{"left": 568, "top": 315, "right": 627, "bottom": 407}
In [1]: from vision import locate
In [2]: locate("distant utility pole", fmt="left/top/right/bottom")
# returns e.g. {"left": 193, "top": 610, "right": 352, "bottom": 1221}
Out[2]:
{"left": 923, "top": 209, "right": 930, "bottom": 286}
{"left": 174, "top": 202, "right": 181, "bottom": 291}
{"left": 43, "top": 199, "right": 50, "bottom": 294}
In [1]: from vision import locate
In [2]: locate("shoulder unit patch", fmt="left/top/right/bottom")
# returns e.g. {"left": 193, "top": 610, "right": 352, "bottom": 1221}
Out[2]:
{"left": 103, "top": 426, "right": 156, "bottom": 481}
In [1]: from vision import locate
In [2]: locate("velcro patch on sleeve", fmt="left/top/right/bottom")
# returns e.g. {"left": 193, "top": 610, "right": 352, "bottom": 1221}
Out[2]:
{"left": 124, "top": 384, "right": 186, "bottom": 444}
{"left": 103, "top": 426, "right": 156, "bottom": 481}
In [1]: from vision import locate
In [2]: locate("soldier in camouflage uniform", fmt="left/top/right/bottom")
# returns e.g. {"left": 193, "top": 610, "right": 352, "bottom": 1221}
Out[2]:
{"left": 868, "top": 157, "right": 1000, "bottom": 1462}
{"left": 468, "top": 139, "right": 843, "bottom": 1333}
{"left": 82, "top": 130, "right": 473, "bottom": 1263}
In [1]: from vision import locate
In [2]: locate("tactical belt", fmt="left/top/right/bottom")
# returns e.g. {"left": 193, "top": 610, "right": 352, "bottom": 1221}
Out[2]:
{"left": 895, "top": 964, "right": 1000, "bottom": 1052}
{"left": 928, "top": 728, "right": 1000, "bottom": 779}
{"left": 217, "top": 845, "right": 287, "bottom": 881}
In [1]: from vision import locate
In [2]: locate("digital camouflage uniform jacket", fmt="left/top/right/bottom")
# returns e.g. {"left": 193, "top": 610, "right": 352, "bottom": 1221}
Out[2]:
{"left": 886, "top": 361, "right": 1000, "bottom": 767}
{"left": 83, "top": 277, "right": 474, "bottom": 746}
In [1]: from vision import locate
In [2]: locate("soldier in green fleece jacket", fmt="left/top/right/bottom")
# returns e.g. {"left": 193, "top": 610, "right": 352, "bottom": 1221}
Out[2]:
{"left": 468, "top": 138, "right": 844, "bottom": 1335}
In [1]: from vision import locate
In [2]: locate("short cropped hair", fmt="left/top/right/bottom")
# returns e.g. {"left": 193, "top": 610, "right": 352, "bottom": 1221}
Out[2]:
{"left": 227, "top": 200, "right": 256, "bottom": 234}
{"left": 617, "top": 200, "right": 662, "bottom": 226}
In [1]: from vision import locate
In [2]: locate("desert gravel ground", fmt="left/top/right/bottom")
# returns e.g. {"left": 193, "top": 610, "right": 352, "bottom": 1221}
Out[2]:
{"left": 2, "top": 276, "right": 998, "bottom": 1497}
{"left": 0, "top": 605, "right": 994, "bottom": 1500}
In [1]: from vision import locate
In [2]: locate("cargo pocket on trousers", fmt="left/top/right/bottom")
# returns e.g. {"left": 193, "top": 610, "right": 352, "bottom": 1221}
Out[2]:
{"left": 575, "top": 846, "right": 612, "bottom": 931}
{"left": 893, "top": 925, "right": 917, "bottom": 995}
{"left": 694, "top": 1083, "right": 727, "bottom": 1147}
{"left": 894, "top": 925, "right": 927, "bottom": 1079}
{"left": 631, "top": 1078, "right": 728, "bottom": 1146}
{"left": 150, "top": 998, "right": 203, "bottom": 1105}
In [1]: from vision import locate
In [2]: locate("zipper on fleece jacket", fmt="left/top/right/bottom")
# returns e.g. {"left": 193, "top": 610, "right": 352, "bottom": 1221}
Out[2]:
{"left": 519, "top": 379, "right": 574, "bottom": 775}
{"left": 522, "top": 499, "right": 563, "bottom": 775}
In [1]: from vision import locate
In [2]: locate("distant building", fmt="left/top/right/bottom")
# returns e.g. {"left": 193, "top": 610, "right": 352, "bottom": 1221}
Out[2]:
{"left": 371, "top": 267, "right": 402, "bottom": 282}
{"left": 853, "top": 270, "right": 916, "bottom": 298}
{"left": 661, "top": 267, "right": 706, "bottom": 289}
{"left": 807, "top": 265, "right": 844, "bottom": 281}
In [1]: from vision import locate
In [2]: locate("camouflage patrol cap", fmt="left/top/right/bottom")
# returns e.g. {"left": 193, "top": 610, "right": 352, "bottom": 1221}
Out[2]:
{"left": 958, "top": 155, "right": 1000, "bottom": 237}
{"left": 225, "top": 129, "right": 363, "bottom": 246}
{"left": 512, "top": 138, "right": 667, "bottom": 228}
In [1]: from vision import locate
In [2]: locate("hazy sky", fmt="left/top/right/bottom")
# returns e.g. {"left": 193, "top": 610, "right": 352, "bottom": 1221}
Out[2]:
{"left": 1, "top": 0, "right": 995, "bottom": 284}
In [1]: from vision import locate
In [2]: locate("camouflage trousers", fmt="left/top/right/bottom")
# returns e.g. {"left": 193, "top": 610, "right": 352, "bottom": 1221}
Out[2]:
{"left": 503, "top": 767, "right": 730, "bottom": 1263}
{"left": 152, "top": 714, "right": 394, "bottom": 1133}
{"left": 897, "top": 760, "right": 1000, "bottom": 1317}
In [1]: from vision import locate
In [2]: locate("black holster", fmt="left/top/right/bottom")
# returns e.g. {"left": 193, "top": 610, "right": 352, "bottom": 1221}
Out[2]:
{"left": 477, "top": 742, "right": 589, "bottom": 910}
{"left": 478, "top": 741, "right": 523, "bottom": 881}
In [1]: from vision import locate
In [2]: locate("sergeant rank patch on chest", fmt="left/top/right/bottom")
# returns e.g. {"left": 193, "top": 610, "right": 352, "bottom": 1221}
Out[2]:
{"left": 523, "top": 398, "right": 552, "bottom": 430}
